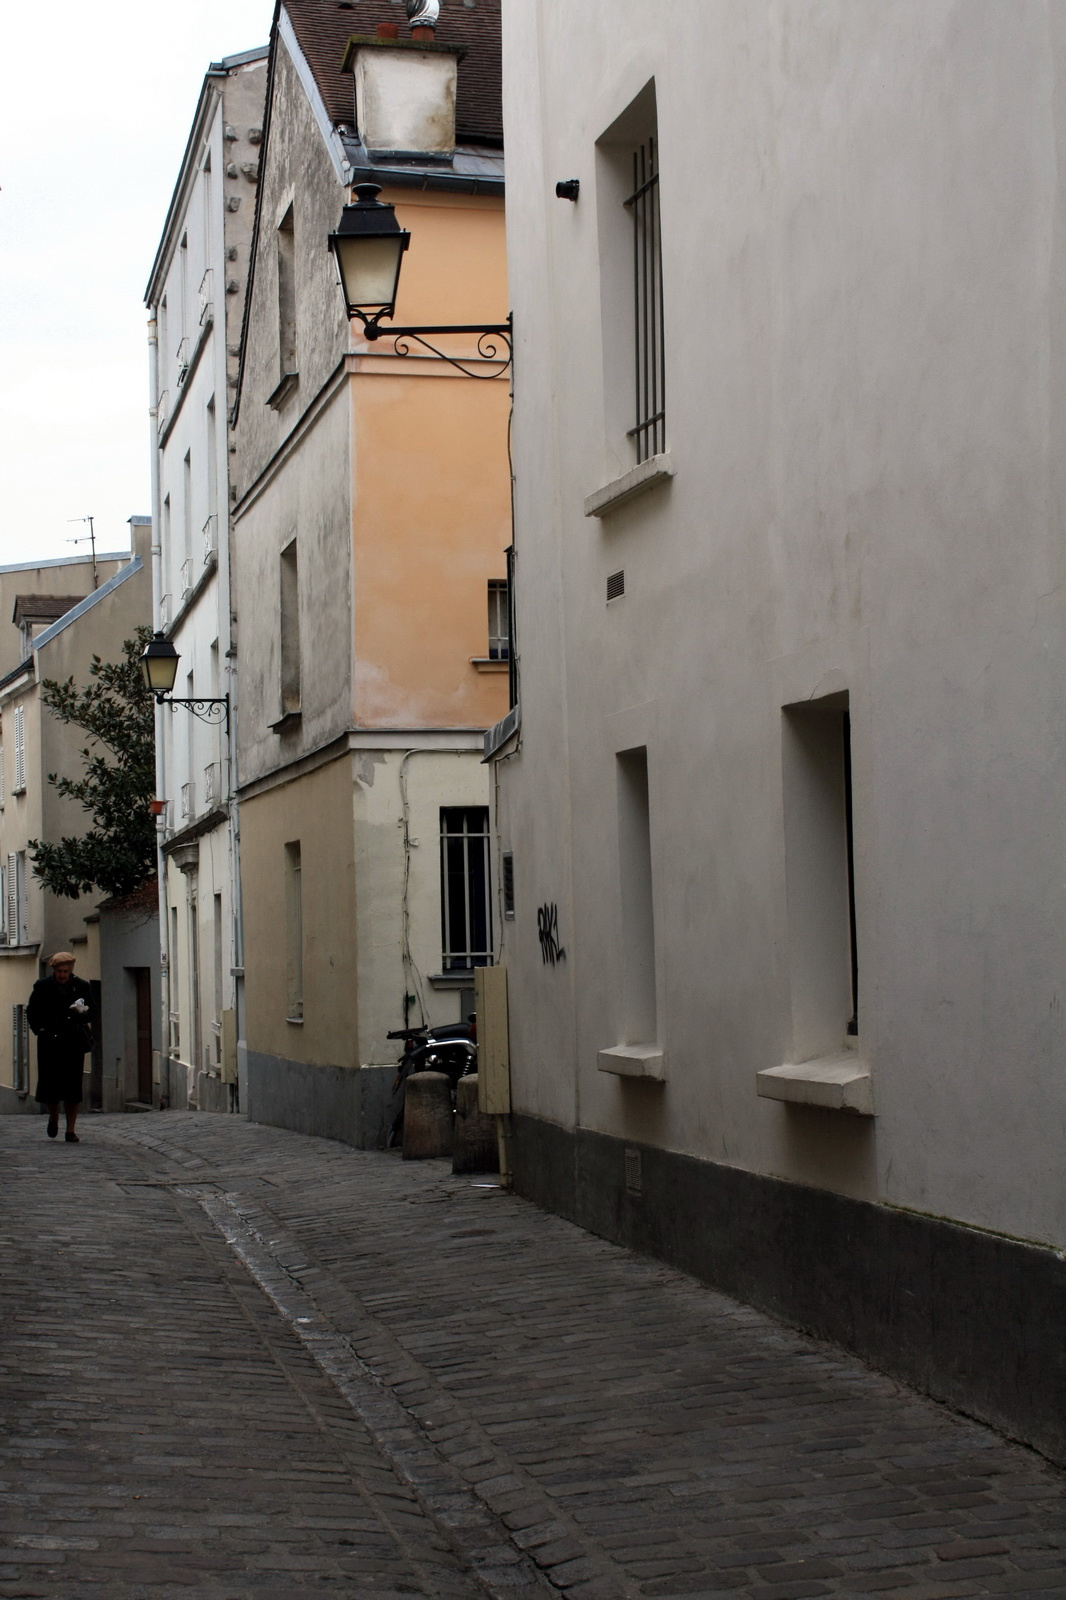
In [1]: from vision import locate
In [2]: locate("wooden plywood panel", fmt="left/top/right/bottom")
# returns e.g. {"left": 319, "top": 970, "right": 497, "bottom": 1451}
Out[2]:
{"left": 476, "top": 965, "right": 510, "bottom": 1114}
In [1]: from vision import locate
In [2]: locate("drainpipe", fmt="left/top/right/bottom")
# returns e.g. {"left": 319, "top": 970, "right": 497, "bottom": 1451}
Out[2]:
{"left": 147, "top": 312, "right": 170, "bottom": 1106}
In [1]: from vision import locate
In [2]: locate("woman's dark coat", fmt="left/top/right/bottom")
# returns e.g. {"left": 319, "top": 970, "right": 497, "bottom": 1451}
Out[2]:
{"left": 27, "top": 974, "right": 95, "bottom": 1105}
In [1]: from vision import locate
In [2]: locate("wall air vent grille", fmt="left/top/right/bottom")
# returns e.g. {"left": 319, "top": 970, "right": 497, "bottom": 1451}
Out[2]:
{"left": 607, "top": 570, "right": 626, "bottom": 602}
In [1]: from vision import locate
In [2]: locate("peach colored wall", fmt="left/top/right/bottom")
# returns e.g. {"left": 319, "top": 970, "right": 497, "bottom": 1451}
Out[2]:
{"left": 350, "top": 192, "right": 511, "bottom": 731}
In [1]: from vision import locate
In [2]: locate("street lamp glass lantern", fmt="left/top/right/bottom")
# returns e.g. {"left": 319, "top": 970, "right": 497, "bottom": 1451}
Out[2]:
{"left": 328, "top": 183, "right": 410, "bottom": 321}
{"left": 140, "top": 631, "right": 179, "bottom": 695}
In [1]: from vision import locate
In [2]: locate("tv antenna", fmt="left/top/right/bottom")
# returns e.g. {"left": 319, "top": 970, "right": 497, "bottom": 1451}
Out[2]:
{"left": 68, "top": 516, "right": 99, "bottom": 589}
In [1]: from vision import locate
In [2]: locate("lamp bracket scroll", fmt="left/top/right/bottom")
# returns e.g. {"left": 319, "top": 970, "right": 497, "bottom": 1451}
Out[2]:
{"left": 358, "top": 314, "right": 512, "bottom": 380}
{"left": 156, "top": 694, "right": 230, "bottom": 729}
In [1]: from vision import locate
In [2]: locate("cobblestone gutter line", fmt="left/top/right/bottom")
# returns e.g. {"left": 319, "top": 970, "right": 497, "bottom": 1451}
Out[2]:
{"left": 198, "top": 1188, "right": 622, "bottom": 1600}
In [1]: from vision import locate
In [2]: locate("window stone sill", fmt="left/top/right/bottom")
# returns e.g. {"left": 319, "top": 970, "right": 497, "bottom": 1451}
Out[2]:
{"left": 266, "top": 372, "right": 299, "bottom": 410}
{"left": 269, "top": 710, "right": 302, "bottom": 735}
{"left": 470, "top": 657, "right": 509, "bottom": 673}
{"left": 584, "top": 452, "right": 675, "bottom": 519}
{"left": 757, "top": 1052, "right": 874, "bottom": 1115}
{"left": 597, "top": 1044, "right": 667, "bottom": 1081}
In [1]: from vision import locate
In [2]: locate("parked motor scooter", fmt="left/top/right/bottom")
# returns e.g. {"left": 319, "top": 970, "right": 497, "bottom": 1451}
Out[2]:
{"left": 386, "top": 1015, "right": 477, "bottom": 1146}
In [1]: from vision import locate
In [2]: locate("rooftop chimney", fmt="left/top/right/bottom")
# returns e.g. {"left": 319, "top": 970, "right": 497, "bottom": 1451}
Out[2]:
{"left": 342, "top": 4, "right": 462, "bottom": 162}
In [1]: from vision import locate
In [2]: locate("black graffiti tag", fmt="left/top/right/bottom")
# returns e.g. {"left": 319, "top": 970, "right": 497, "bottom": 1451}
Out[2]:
{"left": 538, "top": 903, "right": 566, "bottom": 967}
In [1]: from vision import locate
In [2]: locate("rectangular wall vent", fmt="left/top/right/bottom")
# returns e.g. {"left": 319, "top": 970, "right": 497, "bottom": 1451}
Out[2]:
{"left": 607, "top": 569, "right": 625, "bottom": 602}
{"left": 502, "top": 851, "right": 515, "bottom": 918}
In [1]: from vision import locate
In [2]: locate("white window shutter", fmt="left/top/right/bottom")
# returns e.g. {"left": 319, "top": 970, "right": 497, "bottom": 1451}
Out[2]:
{"left": 13, "top": 706, "right": 25, "bottom": 791}
{"left": 6, "top": 853, "right": 18, "bottom": 945}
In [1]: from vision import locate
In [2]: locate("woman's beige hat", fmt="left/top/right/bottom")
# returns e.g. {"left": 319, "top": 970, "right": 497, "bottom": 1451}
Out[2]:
{"left": 48, "top": 952, "right": 76, "bottom": 967}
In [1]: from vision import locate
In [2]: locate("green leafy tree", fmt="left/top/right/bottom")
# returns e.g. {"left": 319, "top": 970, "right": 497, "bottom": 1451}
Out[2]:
{"left": 28, "top": 627, "right": 156, "bottom": 900}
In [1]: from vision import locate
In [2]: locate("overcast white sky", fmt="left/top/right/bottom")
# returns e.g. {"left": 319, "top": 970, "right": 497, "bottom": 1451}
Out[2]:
{"left": 0, "top": 0, "right": 274, "bottom": 567}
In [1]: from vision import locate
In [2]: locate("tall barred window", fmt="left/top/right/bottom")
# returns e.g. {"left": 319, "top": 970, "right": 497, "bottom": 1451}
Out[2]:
{"left": 625, "top": 135, "right": 665, "bottom": 462}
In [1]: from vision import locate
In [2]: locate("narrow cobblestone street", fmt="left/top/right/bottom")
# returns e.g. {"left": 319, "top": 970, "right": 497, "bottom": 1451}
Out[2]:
{"left": 1, "top": 1113, "right": 1064, "bottom": 1600}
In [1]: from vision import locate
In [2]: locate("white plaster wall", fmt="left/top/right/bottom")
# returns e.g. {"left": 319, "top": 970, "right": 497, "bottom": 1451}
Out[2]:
{"left": 353, "top": 745, "right": 493, "bottom": 1067}
{"left": 150, "top": 56, "right": 266, "bottom": 1083}
{"left": 498, "top": 0, "right": 1066, "bottom": 1245}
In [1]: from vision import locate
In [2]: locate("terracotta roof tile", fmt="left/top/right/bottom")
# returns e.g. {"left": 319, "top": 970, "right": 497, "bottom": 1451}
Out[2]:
{"left": 284, "top": 0, "right": 501, "bottom": 147}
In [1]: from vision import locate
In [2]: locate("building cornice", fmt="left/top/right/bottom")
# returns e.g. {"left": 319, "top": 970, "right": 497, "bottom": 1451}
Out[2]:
{"left": 157, "top": 312, "right": 214, "bottom": 449}
{"left": 162, "top": 806, "right": 229, "bottom": 856}
{"left": 237, "top": 726, "right": 488, "bottom": 802}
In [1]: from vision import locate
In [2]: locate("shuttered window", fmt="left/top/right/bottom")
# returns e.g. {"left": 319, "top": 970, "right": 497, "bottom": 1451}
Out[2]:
{"left": 12, "top": 706, "right": 25, "bottom": 792}
{"left": 6, "top": 852, "right": 19, "bottom": 946}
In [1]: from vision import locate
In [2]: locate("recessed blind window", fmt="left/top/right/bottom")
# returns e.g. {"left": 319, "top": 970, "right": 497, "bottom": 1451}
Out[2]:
{"left": 440, "top": 808, "right": 492, "bottom": 971}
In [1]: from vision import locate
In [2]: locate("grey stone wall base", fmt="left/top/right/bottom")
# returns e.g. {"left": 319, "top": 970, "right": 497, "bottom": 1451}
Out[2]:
{"left": 511, "top": 1113, "right": 1066, "bottom": 1466}
{"left": 160, "top": 1057, "right": 189, "bottom": 1111}
{"left": 196, "top": 1072, "right": 234, "bottom": 1114}
{"left": 245, "top": 1050, "right": 394, "bottom": 1150}
{"left": 0, "top": 1087, "right": 41, "bottom": 1115}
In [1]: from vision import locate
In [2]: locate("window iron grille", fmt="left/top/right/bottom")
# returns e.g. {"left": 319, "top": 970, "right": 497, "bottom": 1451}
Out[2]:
{"left": 180, "top": 557, "right": 193, "bottom": 597}
{"left": 180, "top": 781, "right": 194, "bottom": 819}
{"left": 198, "top": 269, "right": 213, "bottom": 326}
{"left": 440, "top": 807, "right": 493, "bottom": 971}
{"left": 624, "top": 137, "right": 665, "bottom": 463}
{"left": 488, "top": 579, "right": 510, "bottom": 661}
{"left": 202, "top": 514, "right": 217, "bottom": 564}
{"left": 204, "top": 762, "right": 220, "bottom": 806}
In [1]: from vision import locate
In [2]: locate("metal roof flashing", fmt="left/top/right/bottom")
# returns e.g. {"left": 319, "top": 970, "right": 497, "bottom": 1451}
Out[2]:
{"left": 31, "top": 556, "right": 144, "bottom": 654}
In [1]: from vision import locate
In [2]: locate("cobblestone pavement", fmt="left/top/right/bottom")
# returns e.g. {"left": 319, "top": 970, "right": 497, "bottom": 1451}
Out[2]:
{"left": 1, "top": 1114, "right": 1064, "bottom": 1600}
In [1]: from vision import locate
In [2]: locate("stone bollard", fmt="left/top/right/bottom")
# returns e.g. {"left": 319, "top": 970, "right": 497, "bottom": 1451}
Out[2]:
{"left": 402, "top": 1071, "right": 453, "bottom": 1160}
{"left": 452, "top": 1074, "right": 499, "bottom": 1174}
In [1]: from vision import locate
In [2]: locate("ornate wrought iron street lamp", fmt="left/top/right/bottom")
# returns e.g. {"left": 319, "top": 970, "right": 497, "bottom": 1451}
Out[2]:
{"left": 328, "top": 183, "right": 511, "bottom": 379}
{"left": 140, "top": 632, "right": 229, "bottom": 727}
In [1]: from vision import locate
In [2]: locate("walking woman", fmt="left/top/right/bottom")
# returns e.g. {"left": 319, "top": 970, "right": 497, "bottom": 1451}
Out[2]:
{"left": 27, "top": 953, "right": 95, "bottom": 1142}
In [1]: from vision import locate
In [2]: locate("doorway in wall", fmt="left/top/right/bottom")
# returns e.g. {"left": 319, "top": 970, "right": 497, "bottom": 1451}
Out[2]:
{"left": 133, "top": 968, "right": 153, "bottom": 1104}
{"left": 89, "top": 979, "right": 103, "bottom": 1109}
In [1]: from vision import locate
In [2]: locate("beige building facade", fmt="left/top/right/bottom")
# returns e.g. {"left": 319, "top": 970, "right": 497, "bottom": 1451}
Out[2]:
{"left": 0, "top": 525, "right": 152, "bottom": 1113}
{"left": 491, "top": 0, "right": 1066, "bottom": 1461}
{"left": 232, "top": 2, "right": 510, "bottom": 1144}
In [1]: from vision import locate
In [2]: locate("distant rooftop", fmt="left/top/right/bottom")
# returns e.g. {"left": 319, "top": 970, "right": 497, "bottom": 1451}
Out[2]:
{"left": 0, "top": 550, "right": 129, "bottom": 577}
{"left": 13, "top": 595, "right": 84, "bottom": 627}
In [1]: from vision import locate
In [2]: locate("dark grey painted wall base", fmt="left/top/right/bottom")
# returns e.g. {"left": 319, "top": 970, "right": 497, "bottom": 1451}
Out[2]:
{"left": 245, "top": 1049, "right": 393, "bottom": 1150}
{"left": 511, "top": 1113, "right": 1066, "bottom": 1466}
{"left": 0, "top": 1087, "right": 41, "bottom": 1115}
